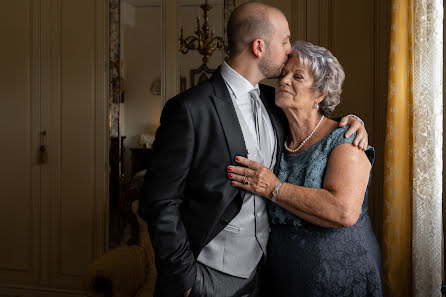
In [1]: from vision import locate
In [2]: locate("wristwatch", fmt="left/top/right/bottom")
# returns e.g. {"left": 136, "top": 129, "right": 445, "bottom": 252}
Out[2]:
{"left": 271, "top": 181, "right": 283, "bottom": 203}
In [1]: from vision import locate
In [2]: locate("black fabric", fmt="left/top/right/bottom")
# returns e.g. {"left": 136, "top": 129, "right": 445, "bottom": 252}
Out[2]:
{"left": 138, "top": 68, "right": 287, "bottom": 297}
{"left": 267, "top": 215, "right": 383, "bottom": 297}
{"left": 188, "top": 261, "right": 264, "bottom": 297}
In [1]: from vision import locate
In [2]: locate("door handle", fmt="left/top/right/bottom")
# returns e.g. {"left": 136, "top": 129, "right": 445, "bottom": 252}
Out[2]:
{"left": 39, "top": 130, "right": 48, "bottom": 164}
{"left": 39, "top": 145, "right": 47, "bottom": 164}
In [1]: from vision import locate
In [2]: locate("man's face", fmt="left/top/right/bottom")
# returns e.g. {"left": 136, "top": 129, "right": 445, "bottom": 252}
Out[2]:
{"left": 259, "top": 13, "right": 291, "bottom": 79}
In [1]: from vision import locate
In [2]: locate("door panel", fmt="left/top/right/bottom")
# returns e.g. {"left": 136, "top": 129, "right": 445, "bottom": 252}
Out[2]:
{"left": 49, "top": 0, "right": 107, "bottom": 289}
{"left": 0, "top": 0, "right": 40, "bottom": 284}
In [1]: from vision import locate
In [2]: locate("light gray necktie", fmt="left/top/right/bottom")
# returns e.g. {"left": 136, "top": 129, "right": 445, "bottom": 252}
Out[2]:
{"left": 249, "top": 88, "right": 272, "bottom": 167}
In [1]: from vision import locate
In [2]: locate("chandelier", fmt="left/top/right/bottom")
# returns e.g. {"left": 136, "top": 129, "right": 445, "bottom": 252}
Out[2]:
{"left": 179, "top": 0, "right": 226, "bottom": 64}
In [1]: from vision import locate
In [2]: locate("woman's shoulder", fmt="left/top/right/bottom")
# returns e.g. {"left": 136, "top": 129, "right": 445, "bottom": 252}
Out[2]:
{"left": 325, "top": 126, "right": 375, "bottom": 165}
{"left": 326, "top": 126, "right": 354, "bottom": 144}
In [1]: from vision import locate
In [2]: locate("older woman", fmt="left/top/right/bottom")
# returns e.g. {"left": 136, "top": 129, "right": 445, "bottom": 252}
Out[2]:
{"left": 227, "top": 41, "right": 383, "bottom": 297}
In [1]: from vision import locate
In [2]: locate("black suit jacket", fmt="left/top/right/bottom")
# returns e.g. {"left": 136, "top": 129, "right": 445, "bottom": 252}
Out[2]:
{"left": 138, "top": 68, "right": 287, "bottom": 297}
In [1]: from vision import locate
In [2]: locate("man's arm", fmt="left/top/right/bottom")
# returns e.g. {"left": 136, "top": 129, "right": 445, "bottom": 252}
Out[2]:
{"left": 138, "top": 97, "right": 196, "bottom": 297}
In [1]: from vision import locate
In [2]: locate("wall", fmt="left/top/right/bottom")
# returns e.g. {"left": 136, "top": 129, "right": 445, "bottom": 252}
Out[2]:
{"left": 120, "top": 1, "right": 162, "bottom": 178}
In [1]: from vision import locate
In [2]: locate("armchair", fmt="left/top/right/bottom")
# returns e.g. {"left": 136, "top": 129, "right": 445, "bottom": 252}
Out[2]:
{"left": 86, "top": 201, "right": 157, "bottom": 297}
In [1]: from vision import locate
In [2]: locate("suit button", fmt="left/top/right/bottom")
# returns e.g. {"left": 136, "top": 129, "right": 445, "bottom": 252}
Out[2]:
{"left": 257, "top": 232, "right": 262, "bottom": 237}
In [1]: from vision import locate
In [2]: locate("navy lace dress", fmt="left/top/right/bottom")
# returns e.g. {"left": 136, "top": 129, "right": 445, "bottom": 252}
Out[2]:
{"left": 267, "top": 127, "right": 383, "bottom": 297}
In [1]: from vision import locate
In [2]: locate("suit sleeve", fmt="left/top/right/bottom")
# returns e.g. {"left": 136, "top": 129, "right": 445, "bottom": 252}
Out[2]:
{"left": 138, "top": 96, "right": 196, "bottom": 297}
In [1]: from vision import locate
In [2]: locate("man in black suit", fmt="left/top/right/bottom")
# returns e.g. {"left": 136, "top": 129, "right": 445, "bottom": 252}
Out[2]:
{"left": 139, "top": 3, "right": 368, "bottom": 297}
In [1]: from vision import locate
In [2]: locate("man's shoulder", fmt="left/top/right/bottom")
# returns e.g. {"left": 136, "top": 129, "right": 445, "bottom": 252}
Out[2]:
{"left": 181, "top": 79, "right": 213, "bottom": 97}
{"left": 169, "top": 79, "right": 214, "bottom": 105}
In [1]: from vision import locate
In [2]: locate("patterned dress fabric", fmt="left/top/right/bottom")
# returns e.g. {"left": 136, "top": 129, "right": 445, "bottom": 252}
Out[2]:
{"left": 267, "top": 127, "right": 383, "bottom": 297}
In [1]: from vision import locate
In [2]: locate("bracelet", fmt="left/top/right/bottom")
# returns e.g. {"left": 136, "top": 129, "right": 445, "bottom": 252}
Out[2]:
{"left": 347, "top": 114, "right": 365, "bottom": 127}
{"left": 271, "top": 181, "right": 283, "bottom": 203}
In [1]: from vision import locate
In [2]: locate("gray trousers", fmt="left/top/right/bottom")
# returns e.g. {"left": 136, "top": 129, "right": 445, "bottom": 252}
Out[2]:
{"left": 188, "top": 261, "right": 264, "bottom": 297}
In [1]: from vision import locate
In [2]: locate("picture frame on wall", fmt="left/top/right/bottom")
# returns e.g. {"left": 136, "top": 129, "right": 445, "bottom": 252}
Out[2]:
{"left": 180, "top": 76, "right": 187, "bottom": 92}
{"left": 190, "top": 63, "right": 216, "bottom": 88}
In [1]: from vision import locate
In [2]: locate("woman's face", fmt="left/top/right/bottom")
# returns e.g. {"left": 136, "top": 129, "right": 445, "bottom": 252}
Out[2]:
{"left": 275, "top": 55, "right": 322, "bottom": 112}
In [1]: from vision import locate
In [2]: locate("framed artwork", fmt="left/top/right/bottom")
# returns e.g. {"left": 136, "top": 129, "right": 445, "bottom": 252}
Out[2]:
{"left": 190, "top": 63, "right": 216, "bottom": 88}
{"left": 180, "top": 76, "right": 187, "bottom": 92}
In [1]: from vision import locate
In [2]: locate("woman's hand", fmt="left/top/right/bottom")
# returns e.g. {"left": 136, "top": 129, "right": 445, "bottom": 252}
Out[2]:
{"left": 227, "top": 156, "right": 280, "bottom": 199}
{"left": 184, "top": 288, "right": 191, "bottom": 297}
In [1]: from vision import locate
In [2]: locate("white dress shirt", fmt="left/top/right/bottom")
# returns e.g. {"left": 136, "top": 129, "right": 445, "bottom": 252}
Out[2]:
{"left": 220, "top": 61, "right": 276, "bottom": 155}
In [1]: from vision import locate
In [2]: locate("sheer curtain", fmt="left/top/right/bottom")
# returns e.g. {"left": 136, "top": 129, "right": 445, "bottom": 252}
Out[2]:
{"left": 412, "top": 0, "right": 443, "bottom": 296}
{"left": 383, "top": 0, "right": 443, "bottom": 296}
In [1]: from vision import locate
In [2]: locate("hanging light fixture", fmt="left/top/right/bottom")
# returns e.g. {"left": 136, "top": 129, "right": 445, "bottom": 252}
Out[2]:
{"left": 179, "top": 0, "right": 227, "bottom": 65}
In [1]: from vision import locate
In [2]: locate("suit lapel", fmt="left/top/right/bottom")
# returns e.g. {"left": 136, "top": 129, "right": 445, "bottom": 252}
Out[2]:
{"left": 208, "top": 71, "right": 286, "bottom": 174}
{"left": 209, "top": 69, "right": 248, "bottom": 162}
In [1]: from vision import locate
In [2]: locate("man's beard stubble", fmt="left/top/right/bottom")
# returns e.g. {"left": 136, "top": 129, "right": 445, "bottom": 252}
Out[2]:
{"left": 258, "top": 48, "right": 287, "bottom": 79}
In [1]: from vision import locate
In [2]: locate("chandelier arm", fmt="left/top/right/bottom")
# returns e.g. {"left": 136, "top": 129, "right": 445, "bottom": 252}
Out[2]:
{"left": 210, "top": 37, "right": 225, "bottom": 48}
{"left": 184, "top": 37, "right": 199, "bottom": 48}
{"left": 178, "top": 0, "right": 228, "bottom": 63}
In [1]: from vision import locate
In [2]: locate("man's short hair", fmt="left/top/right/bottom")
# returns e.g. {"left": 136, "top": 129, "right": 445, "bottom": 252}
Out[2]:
{"left": 226, "top": 3, "right": 283, "bottom": 57}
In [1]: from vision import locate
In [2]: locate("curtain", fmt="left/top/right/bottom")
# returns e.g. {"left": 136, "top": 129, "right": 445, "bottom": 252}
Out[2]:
{"left": 383, "top": 0, "right": 443, "bottom": 296}
{"left": 412, "top": 0, "right": 443, "bottom": 296}
{"left": 383, "top": 0, "right": 414, "bottom": 296}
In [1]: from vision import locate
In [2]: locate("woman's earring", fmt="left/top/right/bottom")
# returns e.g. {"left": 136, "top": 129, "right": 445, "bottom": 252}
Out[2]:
{"left": 314, "top": 101, "right": 319, "bottom": 109}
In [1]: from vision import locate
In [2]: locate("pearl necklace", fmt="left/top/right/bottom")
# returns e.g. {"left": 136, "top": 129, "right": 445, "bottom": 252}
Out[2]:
{"left": 284, "top": 115, "right": 324, "bottom": 153}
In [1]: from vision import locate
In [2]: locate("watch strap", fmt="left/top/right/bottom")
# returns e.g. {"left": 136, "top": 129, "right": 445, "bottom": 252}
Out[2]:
{"left": 272, "top": 181, "right": 283, "bottom": 203}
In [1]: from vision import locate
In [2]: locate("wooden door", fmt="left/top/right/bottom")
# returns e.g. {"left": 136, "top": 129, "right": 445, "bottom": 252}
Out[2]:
{"left": 45, "top": 0, "right": 108, "bottom": 291}
{"left": 0, "top": 0, "right": 108, "bottom": 296}
{"left": 0, "top": 0, "right": 42, "bottom": 290}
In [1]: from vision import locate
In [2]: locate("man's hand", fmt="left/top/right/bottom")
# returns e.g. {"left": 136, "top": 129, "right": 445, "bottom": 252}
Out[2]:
{"left": 338, "top": 115, "right": 368, "bottom": 150}
{"left": 184, "top": 288, "right": 192, "bottom": 297}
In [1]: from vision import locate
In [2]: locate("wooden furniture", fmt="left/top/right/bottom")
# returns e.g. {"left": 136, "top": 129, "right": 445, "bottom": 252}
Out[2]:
{"left": 87, "top": 201, "right": 157, "bottom": 297}
{"left": 112, "top": 147, "right": 153, "bottom": 246}
{"left": 130, "top": 147, "right": 153, "bottom": 176}
{"left": 0, "top": 1, "right": 108, "bottom": 296}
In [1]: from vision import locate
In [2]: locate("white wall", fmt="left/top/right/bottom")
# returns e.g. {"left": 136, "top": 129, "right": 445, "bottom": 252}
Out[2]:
{"left": 121, "top": 2, "right": 162, "bottom": 178}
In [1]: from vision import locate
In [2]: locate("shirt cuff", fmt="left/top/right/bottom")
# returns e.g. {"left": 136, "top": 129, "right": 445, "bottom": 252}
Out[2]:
{"left": 347, "top": 114, "right": 365, "bottom": 126}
